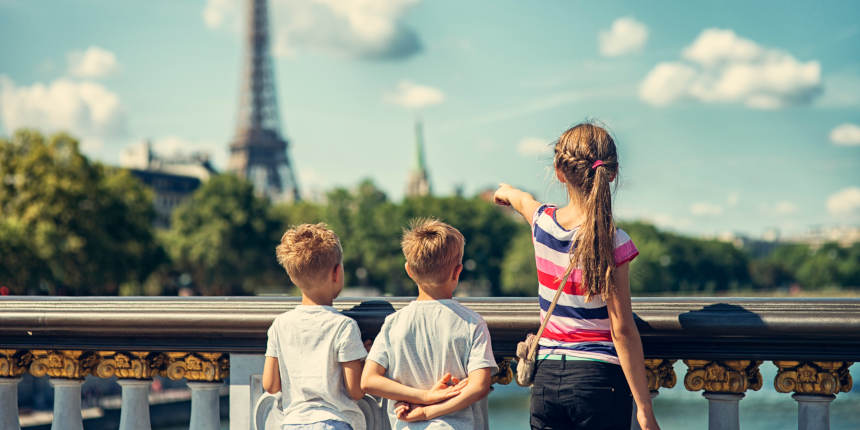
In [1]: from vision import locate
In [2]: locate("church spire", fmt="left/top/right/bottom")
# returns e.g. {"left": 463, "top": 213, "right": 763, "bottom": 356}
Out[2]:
{"left": 405, "top": 118, "right": 431, "bottom": 197}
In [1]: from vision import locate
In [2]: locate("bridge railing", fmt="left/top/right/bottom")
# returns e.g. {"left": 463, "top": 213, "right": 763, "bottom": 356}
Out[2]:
{"left": 1, "top": 297, "right": 857, "bottom": 430}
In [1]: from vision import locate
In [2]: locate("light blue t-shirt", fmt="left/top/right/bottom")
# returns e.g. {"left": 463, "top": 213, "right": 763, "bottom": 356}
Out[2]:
{"left": 266, "top": 305, "right": 368, "bottom": 430}
{"left": 367, "top": 299, "right": 498, "bottom": 430}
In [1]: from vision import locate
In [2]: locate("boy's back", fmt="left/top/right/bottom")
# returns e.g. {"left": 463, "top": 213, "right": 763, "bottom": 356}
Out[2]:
{"left": 266, "top": 305, "right": 367, "bottom": 430}
{"left": 367, "top": 299, "right": 497, "bottom": 429}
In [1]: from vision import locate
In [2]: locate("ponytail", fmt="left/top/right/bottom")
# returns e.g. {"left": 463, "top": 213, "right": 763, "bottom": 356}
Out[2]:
{"left": 555, "top": 123, "right": 618, "bottom": 301}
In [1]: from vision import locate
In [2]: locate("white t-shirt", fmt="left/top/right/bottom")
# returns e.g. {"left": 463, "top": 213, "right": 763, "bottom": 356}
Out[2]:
{"left": 366, "top": 299, "right": 498, "bottom": 430}
{"left": 265, "top": 305, "right": 368, "bottom": 430}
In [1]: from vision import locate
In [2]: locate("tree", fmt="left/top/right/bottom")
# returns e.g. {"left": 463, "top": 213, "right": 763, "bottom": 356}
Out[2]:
{"left": 500, "top": 226, "right": 537, "bottom": 296}
{"left": 163, "top": 174, "right": 282, "bottom": 295}
{"left": 0, "top": 130, "right": 163, "bottom": 295}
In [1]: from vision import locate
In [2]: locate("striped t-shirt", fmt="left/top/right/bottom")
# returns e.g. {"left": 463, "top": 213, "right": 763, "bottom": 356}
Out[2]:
{"left": 531, "top": 204, "right": 639, "bottom": 365}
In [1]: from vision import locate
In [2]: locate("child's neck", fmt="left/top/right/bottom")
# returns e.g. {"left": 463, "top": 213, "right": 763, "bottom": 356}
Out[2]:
{"left": 415, "top": 284, "right": 453, "bottom": 301}
{"left": 300, "top": 290, "right": 334, "bottom": 306}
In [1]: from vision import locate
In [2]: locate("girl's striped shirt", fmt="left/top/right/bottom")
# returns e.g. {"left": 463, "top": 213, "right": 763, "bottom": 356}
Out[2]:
{"left": 531, "top": 204, "right": 639, "bottom": 365}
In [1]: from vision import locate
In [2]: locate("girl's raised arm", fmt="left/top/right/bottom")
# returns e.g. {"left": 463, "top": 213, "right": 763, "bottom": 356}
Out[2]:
{"left": 493, "top": 183, "right": 542, "bottom": 225}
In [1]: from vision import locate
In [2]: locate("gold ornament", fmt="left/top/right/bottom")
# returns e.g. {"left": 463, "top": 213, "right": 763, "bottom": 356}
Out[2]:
{"left": 95, "top": 351, "right": 165, "bottom": 380}
{"left": 0, "top": 349, "right": 33, "bottom": 378}
{"left": 644, "top": 359, "right": 677, "bottom": 392}
{"left": 683, "top": 360, "right": 762, "bottom": 393}
{"left": 163, "top": 352, "right": 229, "bottom": 382}
{"left": 774, "top": 361, "right": 853, "bottom": 395}
{"left": 491, "top": 358, "right": 513, "bottom": 385}
{"left": 29, "top": 350, "right": 99, "bottom": 380}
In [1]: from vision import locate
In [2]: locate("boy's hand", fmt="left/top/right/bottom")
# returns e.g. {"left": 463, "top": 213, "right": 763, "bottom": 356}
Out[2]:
{"left": 394, "top": 401, "right": 428, "bottom": 422}
{"left": 420, "top": 373, "right": 462, "bottom": 404}
{"left": 493, "top": 183, "right": 515, "bottom": 207}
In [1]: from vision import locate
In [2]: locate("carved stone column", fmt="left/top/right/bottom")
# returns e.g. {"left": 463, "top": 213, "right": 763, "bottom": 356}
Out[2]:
{"left": 96, "top": 351, "right": 162, "bottom": 430}
{"left": 632, "top": 359, "right": 676, "bottom": 430}
{"left": 1, "top": 349, "right": 32, "bottom": 430}
{"left": 163, "top": 353, "right": 229, "bottom": 430}
{"left": 684, "top": 360, "right": 762, "bottom": 430}
{"left": 29, "top": 350, "right": 98, "bottom": 430}
{"left": 774, "top": 361, "right": 853, "bottom": 430}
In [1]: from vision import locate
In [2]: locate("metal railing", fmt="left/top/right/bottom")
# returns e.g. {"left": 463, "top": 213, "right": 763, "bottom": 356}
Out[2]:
{"left": 1, "top": 297, "right": 857, "bottom": 430}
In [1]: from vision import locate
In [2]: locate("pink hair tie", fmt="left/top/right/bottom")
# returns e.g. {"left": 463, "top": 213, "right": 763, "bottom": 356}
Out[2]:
{"left": 591, "top": 160, "right": 605, "bottom": 169}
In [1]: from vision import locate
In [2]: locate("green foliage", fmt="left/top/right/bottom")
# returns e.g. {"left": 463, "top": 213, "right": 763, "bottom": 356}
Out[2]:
{"left": 0, "top": 130, "right": 163, "bottom": 294}
{"left": 500, "top": 226, "right": 537, "bottom": 296}
{"left": 163, "top": 174, "right": 283, "bottom": 295}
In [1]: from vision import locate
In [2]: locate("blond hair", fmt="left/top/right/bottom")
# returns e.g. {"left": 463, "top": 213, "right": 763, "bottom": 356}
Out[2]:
{"left": 401, "top": 218, "right": 465, "bottom": 286}
{"left": 553, "top": 122, "right": 618, "bottom": 301}
{"left": 276, "top": 223, "right": 343, "bottom": 284}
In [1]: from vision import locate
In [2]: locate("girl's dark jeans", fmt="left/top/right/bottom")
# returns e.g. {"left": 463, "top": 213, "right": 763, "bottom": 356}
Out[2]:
{"left": 530, "top": 358, "right": 633, "bottom": 430}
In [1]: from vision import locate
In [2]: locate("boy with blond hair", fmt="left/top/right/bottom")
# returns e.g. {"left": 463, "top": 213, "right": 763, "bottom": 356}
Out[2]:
{"left": 361, "top": 218, "right": 498, "bottom": 429}
{"left": 262, "top": 223, "right": 367, "bottom": 430}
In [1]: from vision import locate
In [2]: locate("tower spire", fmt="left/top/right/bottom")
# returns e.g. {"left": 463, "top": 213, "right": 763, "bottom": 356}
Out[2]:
{"left": 405, "top": 118, "right": 431, "bottom": 197}
{"left": 228, "top": 0, "right": 300, "bottom": 201}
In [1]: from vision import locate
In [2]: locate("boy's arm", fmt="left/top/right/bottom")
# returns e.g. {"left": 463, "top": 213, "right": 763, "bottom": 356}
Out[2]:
{"left": 361, "top": 360, "right": 464, "bottom": 405}
{"left": 341, "top": 359, "right": 365, "bottom": 401}
{"left": 261, "top": 356, "right": 281, "bottom": 394}
{"left": 395, "top": 367, "right": 492, "bottom": 422}
{"left": 493, "top": 183, "right": 541, "bottom": 225}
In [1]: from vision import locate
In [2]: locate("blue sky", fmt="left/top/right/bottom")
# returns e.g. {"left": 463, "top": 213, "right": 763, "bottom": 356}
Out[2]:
{"left": 1, "top": 0, "right": 858, "bottom": 237}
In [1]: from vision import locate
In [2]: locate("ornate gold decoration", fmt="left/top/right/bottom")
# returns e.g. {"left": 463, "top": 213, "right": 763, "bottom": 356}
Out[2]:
{"left": 0, "top": 349, "right": 34, "bottom": 378}
{"left": 163, "top": 352, "right": 229, "bottom": 382}
{"left": 644, "top": 359, "right": 676, "bottom": 392}
{"left": 491, "top": 358, "right": 513, "bottom": 385}
{"left": 683, "top": 360, "right": 762, "bottom": 393}
{"left": 95, "top": 351, "right": 166, "bottom": 379}
{"left": 29, "top": 350, "right": 99, "bottom": 379}
{"left": 774, "top": 361, "right": 853, "bottom": 395}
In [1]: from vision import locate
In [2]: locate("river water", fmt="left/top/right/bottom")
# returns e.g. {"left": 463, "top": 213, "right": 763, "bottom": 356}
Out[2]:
{"left": 487, "top": 362, "right": 860, "bottom": 430}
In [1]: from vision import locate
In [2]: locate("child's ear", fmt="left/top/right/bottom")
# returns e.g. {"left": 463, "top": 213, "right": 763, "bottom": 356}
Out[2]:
{"left": 451, "top": 263, "right": 463, "bottom": 282}
{"left": 331, "top": 263, "right": 341, "bottom": 283}
{"left": 404, "top": 262, "right": 415, "bottom": 280}
{"left": 555, "top": 167, "right": 566, "bottom": 184}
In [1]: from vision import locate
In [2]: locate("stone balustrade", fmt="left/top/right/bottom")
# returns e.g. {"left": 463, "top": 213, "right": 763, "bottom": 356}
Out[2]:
{"left": 1, "top": 296, "right": 858, "bottom": 430}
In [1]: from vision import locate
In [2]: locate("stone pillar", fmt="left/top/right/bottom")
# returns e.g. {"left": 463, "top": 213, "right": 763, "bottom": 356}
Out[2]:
{"left": 117, "top": 379, "right": 152, "bottom": 430}
{"left": 49, "top": 378, "right": 84, "bottom": 430}
{"left": 631, "top": 359, "right": 676, "bottom": 430}
{"left": 0, "top": 377, "right": 22, "bottom": 430}
{"left": 188, "top": 381, "right": 223, "bottom": 430}
{"left": 774, "top": 361, "right": 854, "bottom": 430}
{"left": 683, "top": 360, "right": 762, "bottom": 430}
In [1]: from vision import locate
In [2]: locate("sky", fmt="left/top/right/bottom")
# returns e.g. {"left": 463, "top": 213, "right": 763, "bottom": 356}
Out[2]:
{"left": 1, "top": 0, "right": 859, "bottom": 238}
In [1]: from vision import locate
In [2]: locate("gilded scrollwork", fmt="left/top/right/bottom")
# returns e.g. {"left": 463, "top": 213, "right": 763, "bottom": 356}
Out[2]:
{"left": 163, "top": 352, "right": 229, "bottom": 382}
{"left": 29, "top": 350, "right": 99, "bottom": 380}
{"left": 683, "top": 359, "right": 762, "bottom": 393}
{"left": 0, "top": 349, "right": 34, "bottom": 378}
{"left": 774, "top": 361, "right": 853, "bottom": 395}
{"left": 491, "top": 358, "right": 513, "bottom": 385}
{"left": 95, "top": 351, "right": 166, "bottom": 379}
{"left": 644, "top": 359, "right": 677, "bottom": 392}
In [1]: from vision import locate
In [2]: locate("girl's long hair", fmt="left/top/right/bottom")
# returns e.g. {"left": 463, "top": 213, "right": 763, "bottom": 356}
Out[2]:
{"left": 553, "top": 122, "right": 618, "bottom": 301}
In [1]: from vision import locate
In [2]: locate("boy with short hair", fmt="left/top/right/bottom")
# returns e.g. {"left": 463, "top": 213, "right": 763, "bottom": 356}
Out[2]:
{"left": 361, "top": 218, "right": 498, "bottom": 429}
{"left": 262, "top": 223, "right": 367, "bottom": 430}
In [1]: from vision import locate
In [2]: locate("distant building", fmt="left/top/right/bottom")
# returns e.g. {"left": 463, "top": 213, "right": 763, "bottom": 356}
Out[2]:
{"left": 405, "top": 120, "right": 431, "bottom": 197}
{"left": 120, "top": 141, "right": 218, "bottom": 228}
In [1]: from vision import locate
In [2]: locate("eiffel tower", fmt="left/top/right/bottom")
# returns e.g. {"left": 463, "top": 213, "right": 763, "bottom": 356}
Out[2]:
{"left": 228, "top": 0, "right": 300, "bottom": 201}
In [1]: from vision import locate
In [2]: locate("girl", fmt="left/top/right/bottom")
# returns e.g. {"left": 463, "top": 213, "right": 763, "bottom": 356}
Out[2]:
{"left": 493, "top": 123, "right": 659, "bottom": 430}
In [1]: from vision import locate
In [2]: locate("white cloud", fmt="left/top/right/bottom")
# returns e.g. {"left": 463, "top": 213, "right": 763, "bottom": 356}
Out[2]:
{"left": 827, "top": 187, "right": 860, "bottom": 217}
{"left": 599, "top": 17, "right": 648, "bottom": 57}
{"left": 639, "top": 28, "right": 822, "bottom": 109}
{"left": 0, "top": 76, "right": 127, "bottom": 148}
{"left": 829, "top": 123, "right": 860, "bottom": 146}
{"left": 727, "top": 191, "right": 740, "bottom": 207}
{"left": 203, "top": 0, "right": 422, "bottom": 60}
{"left": 384, "top": 80, "right": 445, "bottom": 109}
{"left": 516, "top": 137, "right": 552, "bottom": 157}
{"left": 67, "top": 46, "right": 118, "bottom": 79}
{"left": 690, "top": 202, "right": 723, "bottom": 216}
{"left": 773, "top": 201, "right": 797, "bottom": 215}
